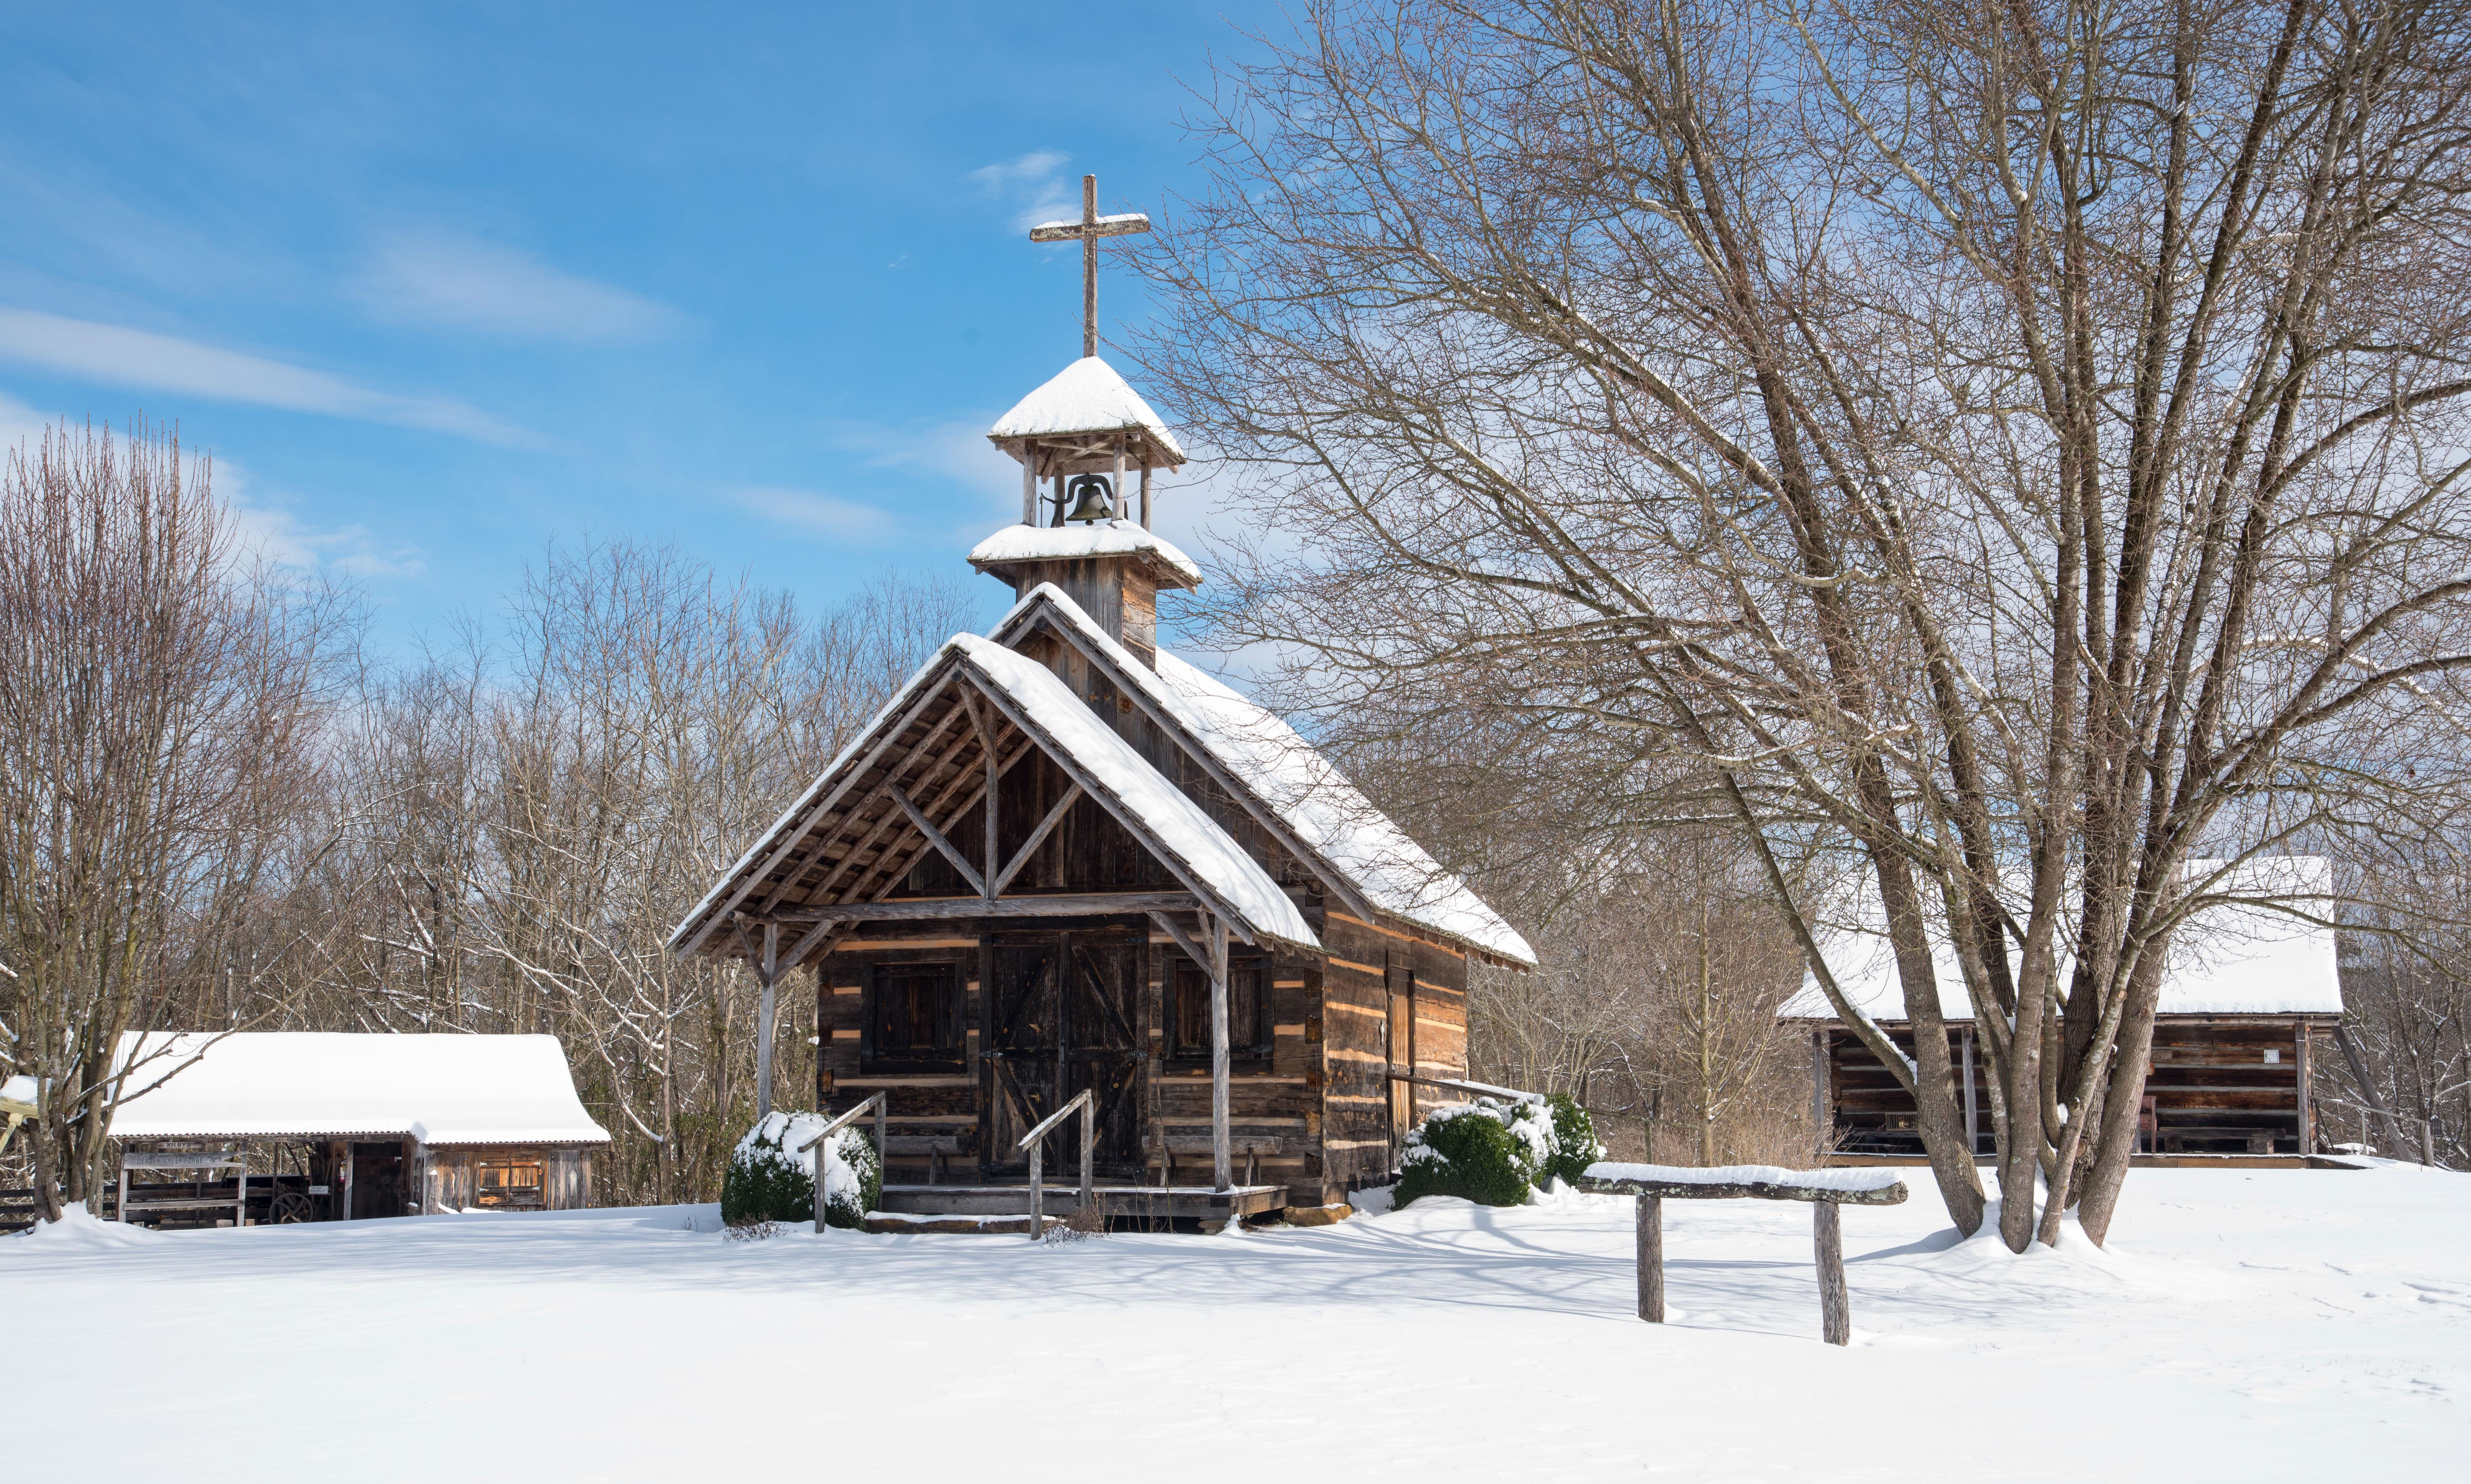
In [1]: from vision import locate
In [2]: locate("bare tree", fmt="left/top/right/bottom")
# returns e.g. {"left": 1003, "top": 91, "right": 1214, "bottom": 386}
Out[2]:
{"left": 1140, "top": 0, "right": 2471, "bottom": 1247}
{"left": 0, "top": 420, "right": 343, "bottom": 1217}
{"left": 191, "top": 545, "right": 973, "bottom": 1208}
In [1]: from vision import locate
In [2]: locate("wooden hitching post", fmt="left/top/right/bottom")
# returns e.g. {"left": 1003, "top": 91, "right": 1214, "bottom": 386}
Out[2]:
{"left": 1636, "top": 1194, "right": 1664, "bottom": 1323}
{"left": 1814, "top": 1201, "right": 1850, "bottom": 1346}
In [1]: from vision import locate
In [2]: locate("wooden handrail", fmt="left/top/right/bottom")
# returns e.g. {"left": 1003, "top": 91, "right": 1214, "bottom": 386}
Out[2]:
{"left": 1385, "top": 1069, "right": 1544, "bottom": 1104}
{"left": 801, "top": 1092, "right": 888, "bottom": 1231}
{"left": 1015, "top": 1087, "right": 1094, "bottom": 1149}
{"left": 1015, "top": 1088, "right": 1095, "bottom": 1240}
{"left": 798, "top": 1091, "right": 887, "bottom": 1153}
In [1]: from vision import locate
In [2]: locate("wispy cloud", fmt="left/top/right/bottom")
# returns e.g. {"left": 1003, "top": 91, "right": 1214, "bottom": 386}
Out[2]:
{"left": 0, "top": 396, "right": 426, "bottom": 577}
{"left": 968, "top": 149, "right": 1077, "bottom": 232}
{"left": 218, "top": 457, "right": 425, "bottom": 579}
{"left": 0, "top": 389, "right": 50, "bottom": 455}
{"left": 0, "top": 307, "right": 538, "bottom": 446}
{"left": 732, "top": 486, "right": 901, "bottom": 541}
{"left": 825, "top": 416, "right": 1021, "bottom": 498}
{"left": 354, "top": 231, "right": 690, "bottom": 344}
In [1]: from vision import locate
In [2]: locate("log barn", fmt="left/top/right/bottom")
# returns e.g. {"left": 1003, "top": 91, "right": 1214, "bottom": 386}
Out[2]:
{"left": 108, "top": 1032, "right": 610, "bottom": 1225}
{"left": 668, "top": 337, "right": 1535, "bottom": 1229}
{"left": 1787, "top": 858, "right": 2344, "bottom": 1159}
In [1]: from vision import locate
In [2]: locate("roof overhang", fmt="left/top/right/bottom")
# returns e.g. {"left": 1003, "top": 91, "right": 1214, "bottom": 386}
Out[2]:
{"left": 667, "top": 633, "right": 1317, "bottom": 962}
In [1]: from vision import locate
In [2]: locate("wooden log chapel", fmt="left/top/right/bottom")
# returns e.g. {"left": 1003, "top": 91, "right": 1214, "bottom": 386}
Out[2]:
{"left": 667, "top": 175, "right": 1537, "bottom": 1228}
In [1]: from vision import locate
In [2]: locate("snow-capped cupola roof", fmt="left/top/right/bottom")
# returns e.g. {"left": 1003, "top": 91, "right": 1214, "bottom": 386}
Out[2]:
{"left": 109, "top": 1032, "right": 612, "bottom": 1146}
{"left": 968, "top": 518, "right": 1203, "bottom": 589}
{"left": 989, "top": 357, "right": 1187, "bottom": 465}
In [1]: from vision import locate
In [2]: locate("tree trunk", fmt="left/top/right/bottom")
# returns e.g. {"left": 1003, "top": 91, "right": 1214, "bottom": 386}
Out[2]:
{"left": 1873, "top": 847, "right": 1984, "bottom": 1234}
{"left": 2073, "top": 942, "right": 2170, "bottom": 1245}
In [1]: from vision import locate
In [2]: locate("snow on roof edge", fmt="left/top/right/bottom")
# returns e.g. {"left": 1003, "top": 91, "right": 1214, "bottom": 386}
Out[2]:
{"left": 967, "top": 520, "right": 1202, "bottom": 584}
{"left": 949, "top": 635, "right": 1315, "bottom": 951}
{"left": 109, "top": 1032, "right": 612, "bottom": 1146}
{"left": 992, "top": 584, "right": 1536, "bottom": 966}
{"left": 986, "top": 357, "right": 1188, "bottom": 462}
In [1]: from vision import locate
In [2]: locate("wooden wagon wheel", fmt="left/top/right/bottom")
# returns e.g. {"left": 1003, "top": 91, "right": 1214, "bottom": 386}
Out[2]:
{"left": 268, "top": 1190, "right": 316, "bottom": 1224}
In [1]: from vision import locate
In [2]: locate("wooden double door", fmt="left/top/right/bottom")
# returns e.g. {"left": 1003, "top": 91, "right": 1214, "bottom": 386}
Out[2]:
{"left": 982, "top": 929, "right": 1146, "bottom": 1178}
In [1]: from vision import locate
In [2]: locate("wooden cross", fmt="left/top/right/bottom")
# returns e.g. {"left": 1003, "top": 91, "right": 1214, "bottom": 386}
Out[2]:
{"left": 1029, "top": 174, "right": 1150, "bottom": 359}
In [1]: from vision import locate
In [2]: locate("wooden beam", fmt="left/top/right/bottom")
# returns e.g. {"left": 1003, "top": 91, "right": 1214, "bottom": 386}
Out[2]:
{"left": 891, "top": 785, "right": 986, "bottom": 896}
{"left": 849, "top": 730, "right": 1033, "bottom": 907}
{"left": 780, "top": 917, "right": 845, "bottom": 972}
{"left": 1146, "top": 909, "right": 1208, "bottom": 970}
{"left": 959, "top": 689, "right": 999, "bottom": 901}
{"left": 957, "top": 667, "right": 1263, "bottom": 940}
{"left": 991, "top": 782, "right": 1082, "bottom": 896}
{"left": 756, "top": 922, "right": 780, "bottom": 1119}
{"left": 765, "top": 695, "right": 978, "bottom": 912}
{"left": 1210, "top": 911, "right": 1231, "bottom": 1192}
{"left": 756, "top": 891, "right": 1200, "bottom": 925}
{"left": 679, "top": 673, "right": 953, "bottom": 955}
{"left": 1020, "top": 610, "right": 1381, "bottom": 925}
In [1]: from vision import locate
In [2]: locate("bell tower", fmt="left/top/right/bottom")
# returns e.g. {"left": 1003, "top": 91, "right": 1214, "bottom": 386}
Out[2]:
{"left": 967, "top": 174, "right": 1199, "bottom": 666}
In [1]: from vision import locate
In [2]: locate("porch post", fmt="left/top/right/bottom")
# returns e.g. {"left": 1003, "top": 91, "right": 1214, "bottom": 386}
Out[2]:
{"left": 1210, "top": 913, "right": 1231, "bottom": 1192}
{"left": 1961, "top": 1028, "right": 1978, "bottom": 1157}
{"left": 755, "top": 922, "right": 781, "bottom": 1120}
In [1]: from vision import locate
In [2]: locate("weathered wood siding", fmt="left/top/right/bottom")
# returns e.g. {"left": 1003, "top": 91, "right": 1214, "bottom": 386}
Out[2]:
{"left": 1822, "top": 1017, "right": 2329, "bottom": 1155}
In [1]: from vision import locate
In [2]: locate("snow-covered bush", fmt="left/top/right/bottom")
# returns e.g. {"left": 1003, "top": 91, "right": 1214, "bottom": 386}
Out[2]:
{"left": 1395, "top": 1101, "right": 1538, "bottom": 1207}
{"left": 722, "top": 1111, "right": 882, "bottom": 1229}
{"left": 1392, "top": 1095, "right": 1605, "bottom": 1207}
{"left": 1540, "top": 1094, "right": 1605, "bottom": 1186}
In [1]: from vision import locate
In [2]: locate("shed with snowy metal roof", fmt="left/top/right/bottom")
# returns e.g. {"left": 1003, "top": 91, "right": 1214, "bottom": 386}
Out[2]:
{"left": 106, "top": 1032, "right": 609, "bottom": 1226}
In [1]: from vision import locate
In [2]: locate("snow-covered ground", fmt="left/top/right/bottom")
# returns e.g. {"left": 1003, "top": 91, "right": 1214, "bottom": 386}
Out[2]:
{"left": 7, "top": 1164, "right": 2465, "bottom": 1480}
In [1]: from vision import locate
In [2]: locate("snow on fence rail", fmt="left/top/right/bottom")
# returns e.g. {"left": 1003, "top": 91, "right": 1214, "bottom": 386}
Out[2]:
{"left": 1578, "top": 1162, "right": 1909, "bottom": 1204}
{"left": 1576, "top": 1162, "right": 1910, "bottom": 1346}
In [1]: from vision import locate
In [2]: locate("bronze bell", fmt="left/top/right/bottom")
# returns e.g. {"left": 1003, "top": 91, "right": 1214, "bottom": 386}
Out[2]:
{"left": 1063, "top": 474, "right": 1114, "bottom": 523}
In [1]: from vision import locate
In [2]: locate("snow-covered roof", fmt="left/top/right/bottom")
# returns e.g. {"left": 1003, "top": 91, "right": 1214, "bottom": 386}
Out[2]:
{"left": 988, "top": 357, "right": 1187, "bottom": 462}
{"left": 993, "top": 584, "right": 1537, "bottom": 966}
{"left": 665, "top": 624, "right": 1318, "bottom": 956}
{"left": 969, "top": 520, "right": 1202, "bottom": 586}
{"left": 109, "top": 1033, "right": 611, "bottom": 1146}
{"left": 1781, "top": 857, "right": 2343, "bottom": 1022}
{"left": 952, "top": 635, "right": 1315, "bottom": 951}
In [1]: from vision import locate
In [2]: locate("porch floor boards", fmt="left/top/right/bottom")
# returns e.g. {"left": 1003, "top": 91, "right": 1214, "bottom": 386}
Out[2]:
{"left": 874, "top": 1182, "right": 1288, "bottom": 1221}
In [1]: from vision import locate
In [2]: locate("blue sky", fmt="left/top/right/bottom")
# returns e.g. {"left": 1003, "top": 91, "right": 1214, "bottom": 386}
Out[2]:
{"left": 0, "top": 2, "right": 1280, "bottom": 649}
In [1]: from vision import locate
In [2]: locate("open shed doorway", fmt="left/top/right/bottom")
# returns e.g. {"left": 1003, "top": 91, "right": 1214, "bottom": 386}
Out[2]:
{"left": 348, "top": 1142, "right": 405, "bottom": 1220}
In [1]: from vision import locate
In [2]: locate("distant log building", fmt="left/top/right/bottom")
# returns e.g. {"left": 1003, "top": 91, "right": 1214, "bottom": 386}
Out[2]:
{"left": 1786, "top": 859, "right": 2344, "bottom": 1160}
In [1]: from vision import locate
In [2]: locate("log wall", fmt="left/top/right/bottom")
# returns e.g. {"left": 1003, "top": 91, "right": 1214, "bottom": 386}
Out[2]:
{"left": 1820, "top": 1016, "right": 2332, "bottom": 1155}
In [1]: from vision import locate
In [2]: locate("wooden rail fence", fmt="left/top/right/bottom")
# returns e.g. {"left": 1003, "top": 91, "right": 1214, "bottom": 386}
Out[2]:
{"left": 1578, "top": 1164, "right": 1909, "bottom": 1346}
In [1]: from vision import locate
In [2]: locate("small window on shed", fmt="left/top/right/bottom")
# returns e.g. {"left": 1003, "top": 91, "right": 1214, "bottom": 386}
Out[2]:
{"left": 476, "top": 1155, "right": 544, "bottom": 1209}
{"left": 1169, "top": 956, "right": 1270, "bottom": 1063}
{"left": 863, "top": 962, "right": 966, "bottom": 1070}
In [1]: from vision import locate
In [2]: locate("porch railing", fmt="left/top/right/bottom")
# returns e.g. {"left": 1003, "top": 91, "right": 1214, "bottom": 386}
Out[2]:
{"left": 1386, "top": 1068, "right": 1544, "bottom": 1104}
{"left": 1016, "top": 1088, "right": 1094, "bottom": 1240}
{"left": 799, "top": 1091, "right": 888, "bottom": 1229}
